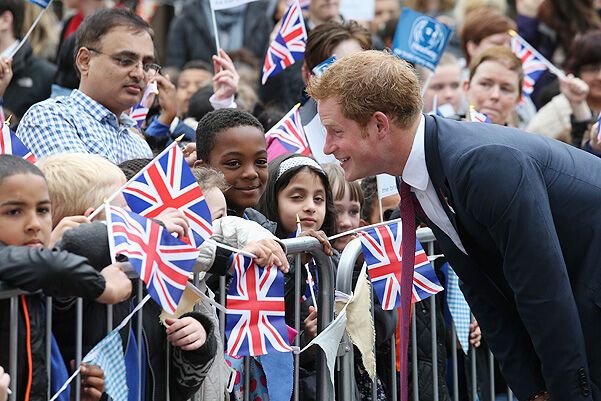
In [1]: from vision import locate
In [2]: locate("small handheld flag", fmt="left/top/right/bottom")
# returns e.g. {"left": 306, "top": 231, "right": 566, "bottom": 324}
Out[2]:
{"left": 122, "top": 143, "right": 213, "bottom": 248}
{"left": 226, "top": 254, "right": 292, "bottom": 356}
{"left": 265, "top": 103, "right": 311, "bottom": 162}
{"left": 0, "top": 118, "right": 36, "bottom": 162}
{"left": 130, "top": 81, "right": 158, "bottom": 127}
{"left": 262, "top": 0, "right": 307, "bottom": 84}
{"left": 468, "top": 106, "right": 491, "bottom": 123}
{"left": 510, "top": 33, "right": 548, "bottom": 99}
{"left": 106, "top": 205, "right": 199, "bottom": 314}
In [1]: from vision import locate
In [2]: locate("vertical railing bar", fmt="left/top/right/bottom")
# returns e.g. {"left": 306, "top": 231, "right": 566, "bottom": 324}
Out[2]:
{"left": 427, "top": 241, "right": 439, "bottom": 401}
{"left": 136, "top": 280, "right": 143, "bottom": 401}
{"left": 219, "top": 276, "right": 226, "bottom": 338}
{"left": 371, "top": 288, "right": 378, "bottom": 401}
{"left": 470, "top": 314, "right": 477, "bottom": 401}
{"left": 106, "top": 304, "right": 113, "bottom": 333}
{"left": 293, "top": 252, "right": 301, "bottom": 401}
{"left": 9, "top": 296, "right": 18, "bottom": 401}
{"left": 243, "top": 357, "right": 250, "bottom": 401}
{"left": 411, "top": 307, "right": 418, "bottom": 401}
{"left": 46, "top": 297, "right": 52, "bottom": 400}
{"left": 75, "top": 298, "right": 83, "bottom": 401}
{"left": 508, "top": 387, "right": 514, "bottom": 401}
{"left": 489, "top": 350, "right": 495, "bottom": 401}
{"left": 390, "top": 335, "right": 397, "bottom": 401}
{"left": 450, "top": 324, "right": 459, "bottom": 401}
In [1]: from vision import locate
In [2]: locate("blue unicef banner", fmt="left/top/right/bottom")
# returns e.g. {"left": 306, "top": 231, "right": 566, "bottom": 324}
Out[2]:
{"left": 392, "top": 8, "right": 453, "bottom": 71}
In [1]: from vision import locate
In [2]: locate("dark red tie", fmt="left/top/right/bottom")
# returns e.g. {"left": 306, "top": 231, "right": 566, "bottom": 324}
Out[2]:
{"left": 399, "top": 180, "right": 416, "bottom": 401}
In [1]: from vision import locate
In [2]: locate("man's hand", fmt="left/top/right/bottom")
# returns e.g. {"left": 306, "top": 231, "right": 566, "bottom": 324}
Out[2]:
{"left": 212, "top": 49, "right": 239, "bottom": 102}
{"left": 49, "top": 215, "right": 91, "bottom": 248}
{"left": 242, "top": 239, "right": 289, "bottom": 273}
{"left": 0, "top": 365, "right": 10, "bottom": 401}
{"left": 156, "top": 207, "right": 190, "bottom": 238}
{"left": 80, "top": 363, "right": 104, "bottom": 401}
{"left": 469, "top": 319, "right": 482, "bottom": 348}
{"left": 96, "top": 263, "right": 132, "bottom": 304}
{"left": 154, "top": 74, "right": 178, "bottom": 125}
{"left": 165, "top": 316, "right": 207, "bottom": 351}
{"left": 559, "top": 74, "right": 592, "bottom": 121}
{"left": 304, "top": 306, "right": 318, "bottom": 340}
{"left": 0, "top": 58, "right": 12, "bottom": 98}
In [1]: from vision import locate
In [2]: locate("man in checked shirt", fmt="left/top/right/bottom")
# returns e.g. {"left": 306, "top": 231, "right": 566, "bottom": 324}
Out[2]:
{"left": 17, "top": 8, "right": 176, "bottom": 164}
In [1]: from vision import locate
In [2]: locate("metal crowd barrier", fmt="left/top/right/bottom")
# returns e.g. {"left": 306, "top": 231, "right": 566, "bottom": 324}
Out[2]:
{"left": 335, "top": 227, "right": 517, "bottom": 401}
{"left": 0, "top": 236, "right": 335, "bottom": 401}
{"left": 0, "top": 232, "right": 520, "bottom": 401}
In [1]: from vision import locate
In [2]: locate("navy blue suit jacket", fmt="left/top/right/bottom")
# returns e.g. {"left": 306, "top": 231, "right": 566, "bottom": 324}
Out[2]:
{"left": 421, "top": 115, "right": 601, "bottom": 401}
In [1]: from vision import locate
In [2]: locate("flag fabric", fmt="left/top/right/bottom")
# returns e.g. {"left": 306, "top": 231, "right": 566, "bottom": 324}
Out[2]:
{"left": 28, "top": 0, "right": 51, "bottom": 7}
{"left": 83, "top": 330, "right": 128, "bottom": 401}
{"left": 311, "top": 55, "right": 336, "bottom": 77}
{"left": 106, "top": 205, "right": 199, "bottom": 314}
{"left": 596, "top": 112, "right": 601, "bottom": 143}
{"left": 469, "top": 107, "right": 492, "bottom": 123}
{"left": 122, "top": 143, "right": 213, "bottom": 248}
{"left": 129, "top": 81, "right": 158, "bottom": 127}
{"left": 359, "top": 222, "right": 443, "bottom": 310}
{"left": 261, "top": 0, "right": 307, "bottom": 84}
{"left": 287, "top": 0, "right": 309, "bottom": 11}
{"left": 0, "top": 122, "right": 36, "bottom": 162}
{"left": 226, "top": 254, "right": 292, "bottom": 356}
{"left": 412, "top": 240, "right": 443, "bottom": 302}
{"left": 265, "top": 103, "right": 311, "bottom": 162}
{"left": 392, "top": 7, "right": 453, "bottom": 71}
{"left": 511, "top": 35, "right": 548, "bottom": 98}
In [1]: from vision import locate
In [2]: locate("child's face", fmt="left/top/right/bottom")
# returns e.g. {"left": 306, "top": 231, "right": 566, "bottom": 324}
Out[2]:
{"left": 332, "top": 187, "right": 361, "bottom": 252}
{"left": 277, "top": 170, "right": 326, "bottom": 235}
{"left": 368, "top": 193, "right": 400, "bottom": 224}
{"left": 204, "top": 187, "right": 227, "bottom": 220}
{"left": 176, "top": 68, "right": 213, "bottom": 115}
{"left": 0, "top": 173, "right": 52, "bottom": 247}
{"left": 205, "top": 126, "right": 268, "bottom": 216}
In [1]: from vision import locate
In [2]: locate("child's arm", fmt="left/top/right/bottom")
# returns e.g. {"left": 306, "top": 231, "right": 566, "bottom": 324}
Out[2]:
{"left": 0, "top": 244, "right": 131, "bottom": 304}
{"left": 165, "top": 313, "right": 218, "bottom": 400}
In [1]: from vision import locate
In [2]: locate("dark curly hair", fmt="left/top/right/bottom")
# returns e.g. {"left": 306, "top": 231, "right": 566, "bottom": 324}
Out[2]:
{"left": 195, "top": 108, "right": 264, "bottom": 163}
{"left": 256, "top": 153, "right": 336, "bottom": 238}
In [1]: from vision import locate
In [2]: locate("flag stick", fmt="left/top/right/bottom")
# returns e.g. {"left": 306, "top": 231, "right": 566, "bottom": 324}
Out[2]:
{"left": 328, "top": 217, "right": 402, "bottom": 241}
{"left": 87, "top": 141, "right": 180, "bottom": 220}
{"left": 508, "top": 30, "right": 565, "bottom": 79}
{"left": 10, "top": 0, "right": 54, "bottom": 59}
{"left": 209, "top": 0, "right": 221, "bottom": 54}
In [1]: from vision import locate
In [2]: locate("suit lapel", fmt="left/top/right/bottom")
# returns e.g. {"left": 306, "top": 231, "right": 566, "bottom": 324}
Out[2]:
{"left": 423, "top": 114, "right": 459, "bottom": 231}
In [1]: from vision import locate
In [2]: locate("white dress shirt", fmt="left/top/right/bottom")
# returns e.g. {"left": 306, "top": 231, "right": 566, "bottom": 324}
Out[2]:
{"left": 402, "top": 115, "right": 467, "bottom": 254}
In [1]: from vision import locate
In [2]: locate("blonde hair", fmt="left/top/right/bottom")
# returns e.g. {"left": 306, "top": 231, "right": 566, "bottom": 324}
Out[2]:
{"left": 36, "top": 153, "right": 126, "bottom": 226}
{"left": 191, "top": 166, "right": 229, "bottom": 193}
{"left": 306, "top": 50, "right": 423, "bottom": 129}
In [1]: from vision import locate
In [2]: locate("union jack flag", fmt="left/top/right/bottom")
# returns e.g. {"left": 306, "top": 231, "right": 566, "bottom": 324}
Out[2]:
{"left": 0, "top": 121, "right": 36, "bottom": 162}
{"left": 265, "top": 103, "right": 311, "bottom": 162}
{"left": 287, "top": 0, "right": 309, "bottom": 11}
{"left": 262, "top": 0, "right": 307, "bottom": 85}
{"left": 226, "top": 254, "right": 292, "bottom": 356}
{"left": 129, "top": 81, "right": 158, "bottom": 127}
{"left": 511, "top": 35, "right": 547, "bottom": 98}
{"left": 122, "top": 143, "right": 213, "bottom": 248}
{"left": 359, "top": 222, "right": 443, "bottom": 310}
{"left": 106, "top": 205, "right": 199, "bottom": 314}
{"left": 469, "top": 106, "right": 491, "bottom": 124}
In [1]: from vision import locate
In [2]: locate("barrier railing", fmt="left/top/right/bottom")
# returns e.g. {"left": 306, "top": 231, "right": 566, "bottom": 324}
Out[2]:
{"left": 0, "top": 231, "right": 519, "bottom": 401}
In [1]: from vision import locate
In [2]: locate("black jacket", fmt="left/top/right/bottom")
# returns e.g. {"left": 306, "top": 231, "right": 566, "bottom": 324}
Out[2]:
{"left": 57, "top": 222, "right": 217, "bottom": 401}
{"left": 165, "top": 0, "right": 271, "bottom": 69}
{"left": 0, "top": 244, "right": 107, "bottom": 401}
{"left": 5, "top": 40, "right": 56, "bottom": 122}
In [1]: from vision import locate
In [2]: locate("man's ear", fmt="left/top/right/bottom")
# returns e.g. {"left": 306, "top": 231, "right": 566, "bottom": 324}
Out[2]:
{"left": 373, "top": 111, "right": 390, "bottom": 140}
{"left": 75, "top": 47, "right": 91, "bottom": 77}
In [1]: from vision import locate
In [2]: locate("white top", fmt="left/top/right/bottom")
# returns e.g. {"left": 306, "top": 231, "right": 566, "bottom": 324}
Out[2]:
{"left": 402, "top": 115, "right": 467, "bottom": 254}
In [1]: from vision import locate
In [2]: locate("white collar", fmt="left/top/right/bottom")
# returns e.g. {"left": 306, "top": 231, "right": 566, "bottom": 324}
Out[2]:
{"left": 401, "top": 114, "right": 428, "bottom": 191}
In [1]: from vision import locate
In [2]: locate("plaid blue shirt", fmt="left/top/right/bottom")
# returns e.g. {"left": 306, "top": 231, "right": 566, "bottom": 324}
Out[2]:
{"left": 17, "top": 89, "right": 153, "bottom": 164}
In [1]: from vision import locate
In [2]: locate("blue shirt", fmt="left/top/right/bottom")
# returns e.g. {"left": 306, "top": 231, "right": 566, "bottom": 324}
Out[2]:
{"left": 17, "top": 89, "right": 153, "bottom": 164}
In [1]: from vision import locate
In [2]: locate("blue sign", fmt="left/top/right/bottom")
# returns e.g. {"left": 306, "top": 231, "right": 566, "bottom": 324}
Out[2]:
{"left": 312, "top": 55, "right": 337, "bottom": 77}
{"left": 392, "top": 8, "right": 453, "bottom": 71}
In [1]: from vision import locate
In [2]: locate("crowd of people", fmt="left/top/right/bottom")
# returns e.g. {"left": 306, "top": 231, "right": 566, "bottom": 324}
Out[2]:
{"left": 1, "top": 0, "right": 601, "bottom": 400}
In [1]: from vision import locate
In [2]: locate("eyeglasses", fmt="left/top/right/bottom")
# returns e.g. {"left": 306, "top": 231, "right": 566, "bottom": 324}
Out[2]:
{"left": 86, "top": 48, "right": 161, "bottom": 76}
